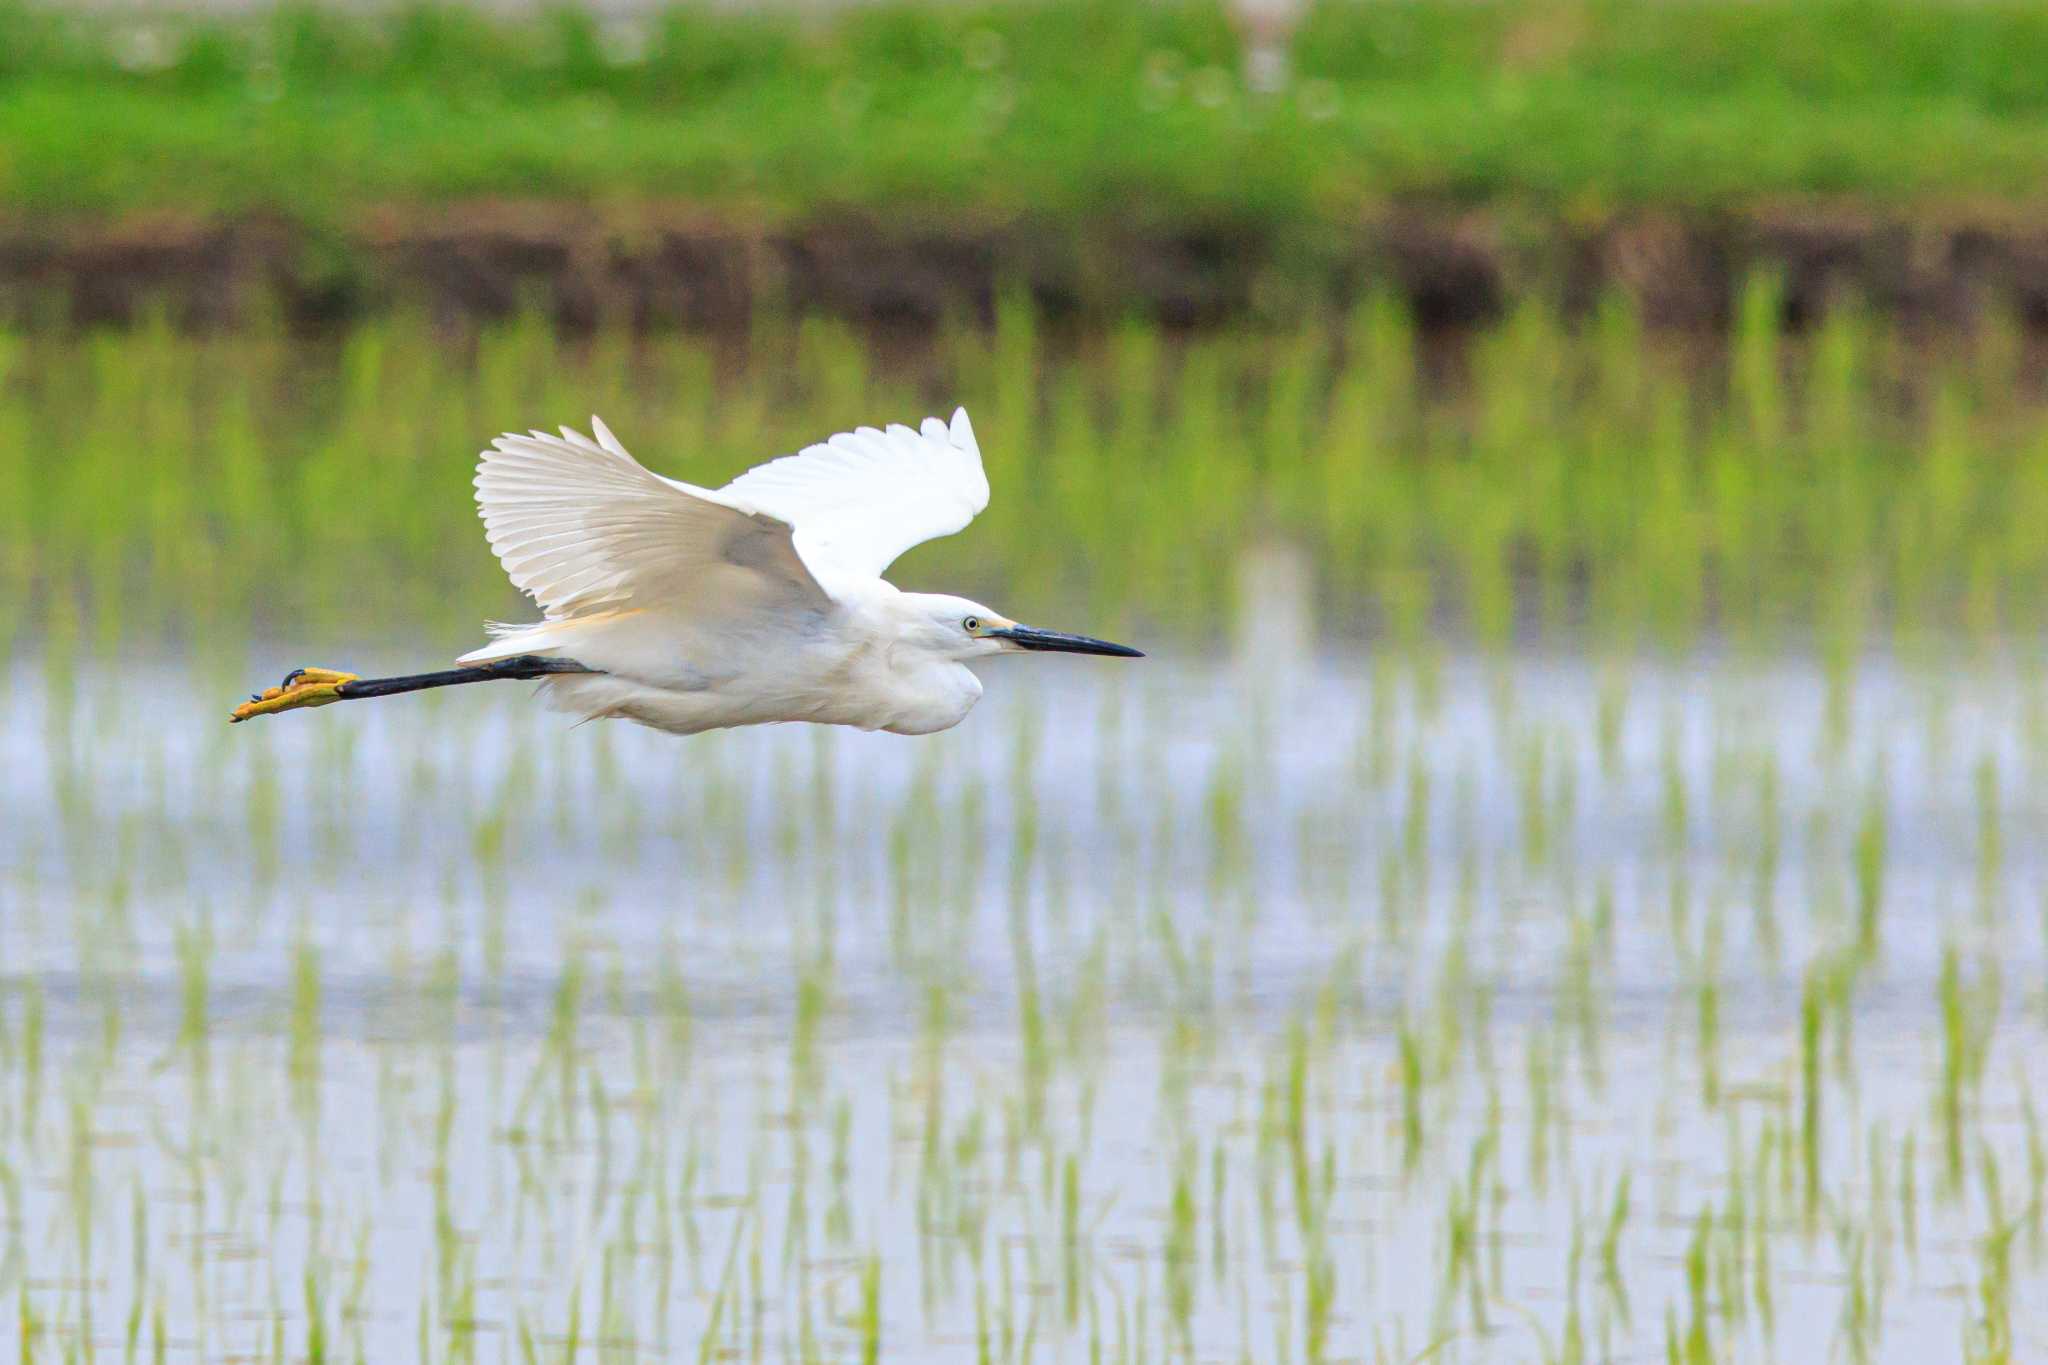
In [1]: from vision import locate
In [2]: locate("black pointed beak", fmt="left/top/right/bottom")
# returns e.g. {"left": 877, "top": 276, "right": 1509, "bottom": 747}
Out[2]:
{"left": 988, "top": 625, "right": 1144, "bottom": 658}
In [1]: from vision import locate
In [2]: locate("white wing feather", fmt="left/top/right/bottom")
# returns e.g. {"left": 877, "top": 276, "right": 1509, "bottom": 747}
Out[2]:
{"left": 721, "top": 408, "right": 989, "bottom": 583}
{"left": 469, "top": 417, "right": 826, "bottom": 627}
{"left": 465, "top": 409, "right": 986, "bottom": 665}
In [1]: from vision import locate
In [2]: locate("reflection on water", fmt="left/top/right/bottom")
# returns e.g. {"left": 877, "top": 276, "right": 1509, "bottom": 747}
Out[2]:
{"left": 3, "top": 649, "right": 2046, "bottom": 1361}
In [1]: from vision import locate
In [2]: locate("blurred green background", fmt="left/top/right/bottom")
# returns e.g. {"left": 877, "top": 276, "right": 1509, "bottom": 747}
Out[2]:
{"left": 11, "top": 295, "right": 2048, "bottom": 669}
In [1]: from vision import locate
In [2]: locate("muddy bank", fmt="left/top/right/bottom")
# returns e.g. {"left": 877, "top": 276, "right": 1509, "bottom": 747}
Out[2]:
{"left": 5, "top": 200, "right": 2047, "bottom": 333}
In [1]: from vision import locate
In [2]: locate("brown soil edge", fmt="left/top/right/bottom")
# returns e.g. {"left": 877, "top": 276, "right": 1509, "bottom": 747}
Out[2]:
{"left": 5, "top": 199, "right": 2048, "bottom": 334}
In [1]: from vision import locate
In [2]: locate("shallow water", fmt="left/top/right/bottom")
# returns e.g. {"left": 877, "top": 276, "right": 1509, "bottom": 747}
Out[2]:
{"left": 3, "top": 648, "right": 2047, "bottom": 1362}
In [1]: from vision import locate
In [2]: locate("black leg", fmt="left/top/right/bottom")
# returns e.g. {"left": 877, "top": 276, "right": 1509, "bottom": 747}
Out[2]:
{"left": 334, "top": 655, "right": 594, "bottom": 700}
{"left": 232, "top": 655, "right": 596, "bottom": 723}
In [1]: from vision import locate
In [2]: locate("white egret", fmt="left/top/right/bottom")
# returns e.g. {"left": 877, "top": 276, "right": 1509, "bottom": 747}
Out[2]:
{"left": 232, "top": 408, "right": 1140, "bottom": 735}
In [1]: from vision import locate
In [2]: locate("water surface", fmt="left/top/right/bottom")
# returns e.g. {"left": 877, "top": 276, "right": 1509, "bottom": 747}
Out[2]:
{"left": 4, "top": 648, "right": 2045, "bottom": 1361}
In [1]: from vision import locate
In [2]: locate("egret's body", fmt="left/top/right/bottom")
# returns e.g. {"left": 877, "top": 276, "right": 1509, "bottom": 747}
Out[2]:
{"left": 521, "top": 581, "right": 992, "bottom": 735}
{"left": 233, "top": 409, "right": 1138, "bottom": 732}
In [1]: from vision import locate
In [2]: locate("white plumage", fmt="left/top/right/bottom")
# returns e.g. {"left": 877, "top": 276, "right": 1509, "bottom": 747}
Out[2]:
{"left": 722, "top": 409, "right": 989, "bottom": 585}
{"left": 453, "top": 409, "right": 1135, "bottom": 736}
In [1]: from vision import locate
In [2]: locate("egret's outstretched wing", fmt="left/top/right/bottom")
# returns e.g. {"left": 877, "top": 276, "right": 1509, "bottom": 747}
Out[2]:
{"left": 472, "top": 417, "right": 828, "bottom": 623}
{"left": 720, "top": 409, "right": 989, "bottom": 583}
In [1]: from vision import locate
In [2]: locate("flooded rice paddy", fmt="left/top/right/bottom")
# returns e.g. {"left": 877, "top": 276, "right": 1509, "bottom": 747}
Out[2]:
{"left": 5, "top": 300, "right": 2048, "bottom": 1361}
{"left": 5, "top": 643, "right": 2048, "bottom": 1363}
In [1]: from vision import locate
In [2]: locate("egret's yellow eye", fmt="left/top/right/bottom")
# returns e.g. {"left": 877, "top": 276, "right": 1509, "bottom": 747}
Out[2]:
{"left": 963, "top": 616, "right": 981, "bottom": 632}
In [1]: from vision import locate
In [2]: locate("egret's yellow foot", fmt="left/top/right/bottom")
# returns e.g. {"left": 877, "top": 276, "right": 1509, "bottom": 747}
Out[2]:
{"left": 229, "top": 667, "right": 359, "bottom": 723}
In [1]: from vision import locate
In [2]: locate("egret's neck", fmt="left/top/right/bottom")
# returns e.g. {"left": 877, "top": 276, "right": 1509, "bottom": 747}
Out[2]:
{"left": 877, "top": 654, "right": 983, "bottom": 735}
{"left": 845, "top": 586, "right": 988, "bottom": 734}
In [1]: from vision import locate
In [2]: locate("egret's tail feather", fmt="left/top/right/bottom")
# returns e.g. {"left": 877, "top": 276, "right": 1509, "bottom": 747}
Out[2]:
{"left": 457, "top": 622, "right": 562, "bottom": 665}
{"left": 458, "top": 609, "right": 646, "bottom": 666}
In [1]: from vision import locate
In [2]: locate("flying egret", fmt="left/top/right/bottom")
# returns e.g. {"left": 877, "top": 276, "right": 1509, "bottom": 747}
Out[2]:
{"left": 231, "top": 408, "right": 1140, "bottom": 736}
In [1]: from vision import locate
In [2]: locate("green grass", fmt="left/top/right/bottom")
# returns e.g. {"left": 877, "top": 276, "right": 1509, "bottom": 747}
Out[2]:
{"left": 3, "top": 0, "right": 2048, "bottom": 228}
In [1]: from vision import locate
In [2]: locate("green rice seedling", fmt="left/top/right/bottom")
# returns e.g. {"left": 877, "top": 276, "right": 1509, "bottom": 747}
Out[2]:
{"left": 17, "top": 982, "right": 42, "bottom": 1149}
{"left": 1967, "top": 1215, "right": 2018, "bottom": 1364}
{"left": 1695, "top": 908, "right": 1724, "bottom": 1110}
{"left": 1937, "top": 946, "right": 2000, "bottom": 1201}
{"left": 1397, "top": 1018, "right": 1424, "bottom": 1179}
{"left": 1852, "top": 776, "right": 1887, "bottom": 962}
{"left": 858, "top": 1255, "right": 881, "bottom": 1365}
{"left": 288, "top": 937, "right": 321, "bottom": 1126}
{"left": 171, "top": 917, "right": 210, "bottom": 1083}
{"left": 1165, "top": 1141, "right": 1196, "bottom": 1352}
{"left": 1589, "top": 1170, "right": 1622, "bottom": 1317}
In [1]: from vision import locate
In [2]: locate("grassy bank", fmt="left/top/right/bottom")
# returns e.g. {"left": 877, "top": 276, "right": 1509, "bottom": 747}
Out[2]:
{"left": 6, "top": 287, "right": 2048, "bottom": 660}
{"left": 3, "top": 0, "right": 2047, "bottom": 227}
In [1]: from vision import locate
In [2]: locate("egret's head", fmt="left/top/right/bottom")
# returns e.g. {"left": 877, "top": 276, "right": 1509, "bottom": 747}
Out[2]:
{"left": 906, "top": 594, "right": 1143, "bottom": 662}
